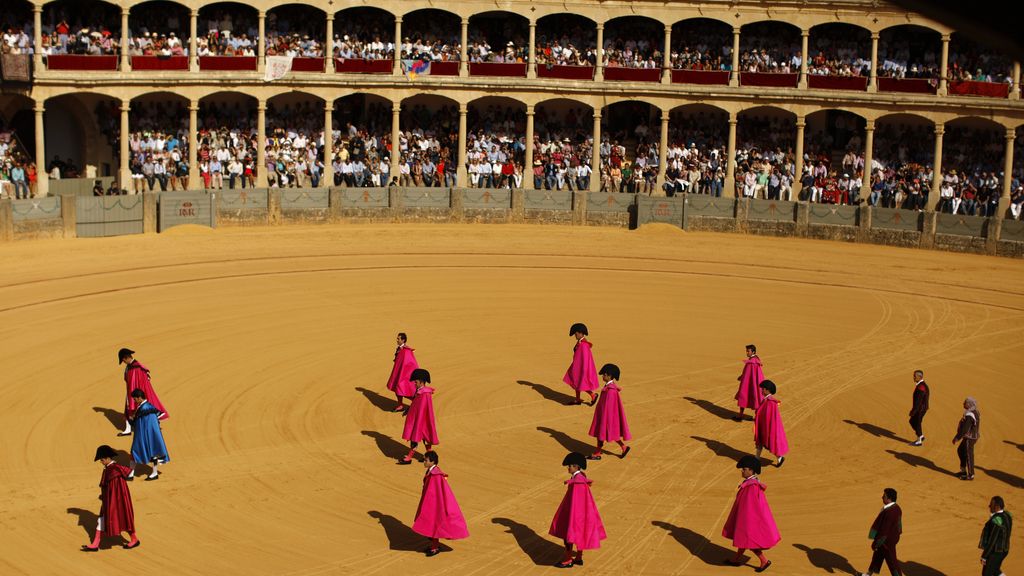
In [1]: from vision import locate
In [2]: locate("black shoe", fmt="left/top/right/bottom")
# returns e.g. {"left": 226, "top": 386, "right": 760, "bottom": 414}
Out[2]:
{"left": 775, "top": 456, "right": 785, "bottom": 468}
{"left": 425, "top": 547, "right": 440, "bottom": 557}
{"left": 724, "top": 557, "right": 744, "bottom": 566}
{"left": 573, "top": 557, "right": 584, "bottom": 566}
{"left": 554, "top": 559, "right": 574, "bottom": 569}
{"left": 755, "top": 560, "right": 772, "bottom": 572}
{"left": 731, "top": 416, "right": 742, "bottom": 422}
{"left": 126, "top": 476, "right": 134, "bottom": 482}
{"left": 117, "top": 432, "right": 131, "bottom": 437}
{"left": 586, "top": 454, "right": 602, "bottom": 461}
{"left": 620, "top": 446, "right": 631, "bottom": 459}
{"left": 81, "top": 545, "right": 100, "bottom": 552}
{"left": 123, "top": 540, "right": 140, "bottom": 549}
{"left": 397, "top": 458, "right": 412, "bottom": 465}
{"left": 145, "top": 474, "right": 159, "bottom": 481}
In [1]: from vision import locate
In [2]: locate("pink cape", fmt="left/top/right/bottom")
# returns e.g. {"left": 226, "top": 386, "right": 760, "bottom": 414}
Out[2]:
{"left": 412, "top": 466, "right": 469, "bottom": 540}
{"left": 563, "top": 339, "right": 599, "bottom": 393}
{"left": 402, "top": 386, "right": 440, "bottom": 445}
{"left": 588, "top": 381, "right": 632, "bottom": 442}
{"left": 754, "top": 396, "right": 789, "bottom": 457}
{"left": 735, "top": 356, "right": 764, "bottom": 411}
{"left": 386, "top": 346, "right": 419, "bottom": 398}
{"left": 124, "top": 361, "right": 168, "bottom": 420}
{"left": 549, "top": 472, "right": 607, "bottom": 550}
{"left": 722, "top": 476, "right": 781, "bottom": 550}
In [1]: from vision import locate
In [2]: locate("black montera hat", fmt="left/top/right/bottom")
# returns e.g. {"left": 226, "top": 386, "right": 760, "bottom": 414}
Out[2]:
{"left": 118, "top": 348, "right": 135, "bottom": 364}
{"left": 569, "top": 323, "right": 589, "bottom": 336}
{"left": 599, "top": 363, "right": 620, "bottom": 380}
{"left": 562, "top": 451, "right": 587, "bottom": 470}
{"left": 94, "top": 445, "right": 118, "bottom": 461}
{"left": 759, "top": 380, "right": 777, "bottom": 395}
{"left": 736, "top": 454, "right": 762, "bottom": 474}
{"left": 410, "top": 368, "right": 431, "bottom": 383}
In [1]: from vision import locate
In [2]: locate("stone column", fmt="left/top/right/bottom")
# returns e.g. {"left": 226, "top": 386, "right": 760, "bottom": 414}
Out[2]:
{"left": 595, "top": 23, "right": 604, "bottom": 82}
{"left": 188, "top": 101, "right": 199, "bottom": 190}
{"left": 257, "top": 11, "right": 266, "bottom": 73}
{"left": 661, "top": 25, "right": 672, "bottom": 84}
{"left": 120, "top": 8, "right": 130, "bottom": 72}
{"left": 525, "top": 105, "right": 535, "bottom": 189}
{"left": 730, "top": 27, "right": 740, "bottom": 86}
{"left": 393, "top": 17, "right": 402, "bottom": 75}
{"left": 590, "top": 111, "right": 602, "bottom": 191}
{"left": 1012, "top": 62, "right": 1021, "bottom": 99}
{"left": 33, "top": 5, "right": 42, "bottom": 69}
{"left": 325, "top": 14, "right": 335, "bottom": 73}
{"left": 34, "top": 102, "right": 47, "bottom": 197}
{"left": 869, "top": 33, "right": 879, "bottom": 92}
{"left": 390, "top": 102, "right": 401, "bottom": 181}
{"left": 189, "top": 10, "right": 198, "bottom": 71}
{"left": 725, "top": 113, "right": 737, "bottom": 195}
{"left": 657, "top": 110, "right": 669, "bottom": 193}
{"left": 929, "top": 123, "right": 944, "bottom": 211}
{"left": 799, "top": 29, "right": 809, "bottom": 89}
{"left": 862, "top": 120, "right": 875, "bottom": 196}
{"left": 119, "top": 100, "right": 130, "bottom": 190}
{"left": 1000, "top": 128, "right": 1016, "bottom": 216}
{"left": 457, "top": 104, "right": 468, "bottom": 187}
{"left": 460, "top": 18, "right": 469, "bottom": 77}
{"left": 794, "top": 117, "right": 806, "bottom": 188}
{"left": 257, "top": 101, "right": 267, "bottom": 187}
{"left": 938, "top": 33, "right": 950, "bottom": 95}
{"left": 323, "top": 102, "right": 333, "bottom": 188}
{"left": 528, "top": 21, "right": 537, "bottom": 79}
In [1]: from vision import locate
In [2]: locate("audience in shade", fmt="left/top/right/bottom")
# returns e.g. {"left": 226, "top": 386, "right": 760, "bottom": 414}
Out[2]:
{"left": 531, "top": 106, "right": 594, "bottom": 190}
{"left": 535, "top": 20, "right": 596, "bottom": 66}
{"left": 877, "top": 28, "right": 939, "bottom": 79}
{"left": 739, "top": 25, "right": 801, "bottom": 73}
{"left": 807, "top": 32, "right": 870, "bottom": 76}
{"left": 670, "top": 23, "right": 730, "bottom": 71}
{"left": 663, "top": 113, "right": 727, "bottom": 196}
{"left": 602, "top": 23, "right": 662, "bottom": 69}
{"left": 401, "top": 18, "right": 461, "bottom": 61}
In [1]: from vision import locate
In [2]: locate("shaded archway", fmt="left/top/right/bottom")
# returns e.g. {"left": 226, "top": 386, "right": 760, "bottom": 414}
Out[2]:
{"left": 535, "top": 14, "right": 596, "bottom": 66}
{"left": 465, "top": 96, "right": 525, "bottom": 188}
{"left": 935, "top": 117, "right": 1004, "bottom": 215}
{"left": 468, "top": 11, "right": 528, "bottom": 63}
{"left": 42, "top": 0, "right": 121, "bottom": 55}
{"left": 532, "top": 98, "right": 594, "bottom": 191}
{"left": 266, "top": 4, "right": 325, "bottom": 57}
{"left": 0, "top": 94, "right": 34, "bottom": 162}
{"left": 948, "top": 32, "right": 1013, "bottom": 83}
{"left": 869, "top": 113, "right": 936, "bottom": 210}
{"left": 805, "top": 109, "right": 867, "bottom": 172}
{"left": 125, "top": 92, "right": 190, "bottom": 192}
{"left": 1, "top": 0, "right": 33, "bottom": 55}
{"left": 43, "top": 92, "right": 118, "bottom": 179}
{"left": 601, "top": 100, "right": 659, "bottom": 193}
{"left": 878, "top": 25, "right": 940, "bottom": 79}
{"left": 197, "top": 2, "right": 259, "bottom": 56}
{"left": 739, "top": 21, "right": 801, "bottom": 73}
{"left": 332, "top": 7, "right": 394, "bottom": 61}
{"left": 128, "top": 1, "right": 188, "bottom": 56}
{"left": 331, "top": 93, "right": 392, "bottom": 187}
{"left": 397, "top": 94, "right": 458, "bottom": 186}
{"left": 196, "top": 92, "right": 257, "bottom": 190}
{"left": 263, "top": 92, "right": 326, "bottom": 188}
{"left": 736, "top": 106, "right": 796, "bottom": 198}
{"left": 603, "top": 16, "right": 663, "bottom": 69}
{"left": 665, "top": 104, "right": 728, "bottom": 196}
{"left": 808, "top": 23, "right": 870, "bottom": 77}
{"left": 670, "top": 18, "right": 730, "bottom": 71}
{"left": 401, "top": 9, "right": 460, "bottom": 61}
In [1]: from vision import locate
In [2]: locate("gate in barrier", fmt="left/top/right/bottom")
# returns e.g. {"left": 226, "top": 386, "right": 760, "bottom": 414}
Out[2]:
{"left": 76, "top": 195, "right": 144, "bottom": 237}
{"left": 159, "top": 193, "right": 216, "bottom": 232}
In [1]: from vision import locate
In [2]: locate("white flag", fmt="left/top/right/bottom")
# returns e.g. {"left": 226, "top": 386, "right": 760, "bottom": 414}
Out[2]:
{"left": 264, "top": 56, "right": 293, "bottom": 81}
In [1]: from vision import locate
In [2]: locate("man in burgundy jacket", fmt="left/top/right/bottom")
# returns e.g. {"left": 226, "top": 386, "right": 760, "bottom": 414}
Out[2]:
{"left": 908, "top": 370, "right": 929, "bottom": 446}
{"left": 860, "top": 488, "right": 902, "bottom": 576}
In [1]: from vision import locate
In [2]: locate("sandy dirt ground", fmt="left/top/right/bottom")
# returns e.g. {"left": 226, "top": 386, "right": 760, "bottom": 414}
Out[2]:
{"left": 0, "top": 224, "right": 1021, "bottom": 576}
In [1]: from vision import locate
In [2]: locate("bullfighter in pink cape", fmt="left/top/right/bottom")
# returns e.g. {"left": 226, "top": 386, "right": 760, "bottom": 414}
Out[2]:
{"left": 399, "top": 368, "right": 439, "bottom": 465}
{"left": 412, "top": 450, "right": 469, "bottom": 556}
{"left": 386, "top": 332, "right": 419, "bottom": 412}
{"left": 754, "top": 380, "right": 788, "bottom": 468}
{"left": 550, "top": 452, "right": 607, "bottom": 568}
{"left": 587, "top": 363, "right": 632, "bottom": 460}
{"left": 723, "top": 454, "right": 781, "bottom": 572}
{"left": 118, "top": 348, "right": 168, "bottom": 436}
{"left": 734, "top": 344, "right": 765, "bottom": 421}
{"left": 563, "top": 323, "right": 599, "bottom": 405}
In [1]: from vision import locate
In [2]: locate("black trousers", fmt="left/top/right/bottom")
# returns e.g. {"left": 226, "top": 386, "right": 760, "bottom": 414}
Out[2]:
{"left": 868, "top": 543, "right": 901, "bottom": 575}
{"left": 983, "top": 551, "right": 1007, "bottom": 576}
{"left": 909, "top": 412, "right": 925, "bottom": 438}
{"left": 958, "top": 438, "right": 976, "bottom": 476}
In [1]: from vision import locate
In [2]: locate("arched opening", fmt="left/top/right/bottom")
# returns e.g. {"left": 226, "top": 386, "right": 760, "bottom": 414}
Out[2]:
{"left": 878, "top": 25, "right": 940, "bottom": 79}
{"left": 736, "top": 107, "right": 796, "bottom": 199}
{"left": 665, "top": 104, "right": 728, "bottom": 196}
{"left": 1, "top": 1, "right": 33, "bottom": 55}
{"left": 332, "top": 8, "right": 394, "bottom": 61}
{"left": 535, "top": 14, "right": 596, "bottom": 66}
{"left": 1014, "top": 127, "right": 1024, "bottom": 218}
{"left": 739, "top": 21, "right": 801, "bottom": 73}
{"left": 948, "top": 32, "right": 1013, "bottom": 83}
{"left": 670, "top": 18, "right": 730, "bottom": 71}
{"left": 533, "top": 99, "right": 594, "bottom": 190}
{"left": 871, "top": 114, "right": 934, "bottom": 210}
{"left": 331, "top": 94, "right": 391, "bottom": 187}
{"left": 43, "top": 92, "right": 118, "bottom": 180}
{"left": 601, "top": 100, "right": 659, "bottom": 193}
{"left": 264, "top": 92, "right": 325, "bottom": 189}
{"left": 266, "top": 4, "right": 325, "bottom": 57}
{"left": 397, "top": 95, "right": 458, "bottom": 186}
{"left": 603, "top": 16, "right": 663, "bottom": 69}
{"left": 808, "top": 23, "right": 870, "bottom": 77}
{"left": 0, "top": 94, "right": 34, "bottom": 198}
{"left": 465, "top": 96, "right": 525, "bottom": 189}
{"left": 128, "top": 1, "right": 188, "bottom": 57}
{"left": 197, "top": 2, "right": 259, "bottom": 56}
{"left": 939, "top": 117, "right": 1005, "bottom": 215}
{"left": 42, "top": 0, "right": 121, "bottom": 55}
{"left": 125, "top": 92, "right": 190, "bottom": 193}
{"left": 196, "top": 92, "right": 256, "bottom": 190}
{"left": 468, "top": 12, "right": 528, "bottom": 63}
{"left": 803, "top": 109, "right": 866, "bottom": 204}
{"left": 401, "top": 9, "right": 460, "bottom": 61}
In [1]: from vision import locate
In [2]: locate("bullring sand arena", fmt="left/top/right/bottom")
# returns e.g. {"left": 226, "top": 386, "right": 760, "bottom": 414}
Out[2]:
{"left": 1, "top": 224, "right": 1022, "bottom": 575}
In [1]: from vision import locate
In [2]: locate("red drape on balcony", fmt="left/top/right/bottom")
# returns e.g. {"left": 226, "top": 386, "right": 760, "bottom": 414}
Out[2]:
{"left": 334, "top": 58, "right": 392, "bottom": 73}
{"left": 671, "top": 69, "right": 730, "bottom": 85}
{"left": 199, "top": 56, "right": 257, "bottom": 71}
{"left": 603, "top": 67, "right": 661, "bottom": 82}
{"left": 740, "top": 72, "right": 799, "bottom": 87}
{"left": 130, "top": 56, "right": 188, "bottom": 70}
{"left": 47, "top": 55, "right": 118, "bottom": 71}
{"left": 469, "top": 62, "right": 527, "bottom": 77}
{"left": 807, "top": 75, "right": 868, "bottom": 91}
{"left": 290, "top": 57, "right": 324, "bottom": 72}
{"left": 537, "top": 65, "right": 594, "bottom": 80}
{"left": 877, "top": 77, "right": 937, "bottom": 94}
{"left": 428, "top": 61, "right": 459, "bottom": 76}
{"left": 947, "top": 80, "right": 1010, "bottom": 98}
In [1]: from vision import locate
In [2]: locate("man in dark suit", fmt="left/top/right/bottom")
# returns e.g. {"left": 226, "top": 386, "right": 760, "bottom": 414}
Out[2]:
{"left": 908, "top": 370, "right": 929, "bottom": 446}
{"left": 860, "top": 488, "right": 902, "bottom": 576}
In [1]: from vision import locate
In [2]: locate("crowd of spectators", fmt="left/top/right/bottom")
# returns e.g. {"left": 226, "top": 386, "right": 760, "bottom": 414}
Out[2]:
{"left": 265, "top": 9, "right": 324, "bottom": 58}
{"left": 122, "top": 100, "right": 190, "bottom": 192}
{"left": 662, "top": 113, "right": 727, "bottom": 195}
{"left": 532, "top": 106, "right": 594, "bottom": 190}
{"left": 739, "top": 25, "right": 801, "bottom": 73}
{"left": 0, "top": 121, "right": 36, "bottom": 199}
{"left": 333, "top": 11, "right": 394, "bottom": 61}
{"left": 534, "top": 19, "right": 596, "bottom": 66}
{"left": 598, "top": 115, "right": 660, "bottom": 193}
{"left": 735, "top": 115, "right": 797, "bottom": 199}
{"left": 877, "top": 29, "right": 939, "bottom": 79}
{"left": 401, "top": 18, "right": 461, "bottom": 61}
{"left": 669, "top": 23, "right": 730, "bottom": 71}
{"left": 195, "top": 10, "right": 258, "bottom": 57}
{"left": 948, "top": 37, "right": 1013, "bottom": 84}
{"left": 331, "top": 101, "right": 391, "bottom": 187}
{"left": 465, "top": 105, "right": 525, "bottom": 187}
{"left": 807, "top": 31, "right": 870, "bottom": 76}
{"left": 2, "top": 13, "right": 33, "bottom": 55}
{"left": 395, "top": 103, "right": 456, "bottom": 186}
{"left": 467, "top": 19, "right": 527, "bottom": 64}
{"left": 602, "top": 22, "right": 662, "bottom": 69}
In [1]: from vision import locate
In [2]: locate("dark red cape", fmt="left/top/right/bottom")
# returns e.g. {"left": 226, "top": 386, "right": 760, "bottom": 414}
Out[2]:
{"left": 99, "top": 463, "right": 135, "bottom": 536}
